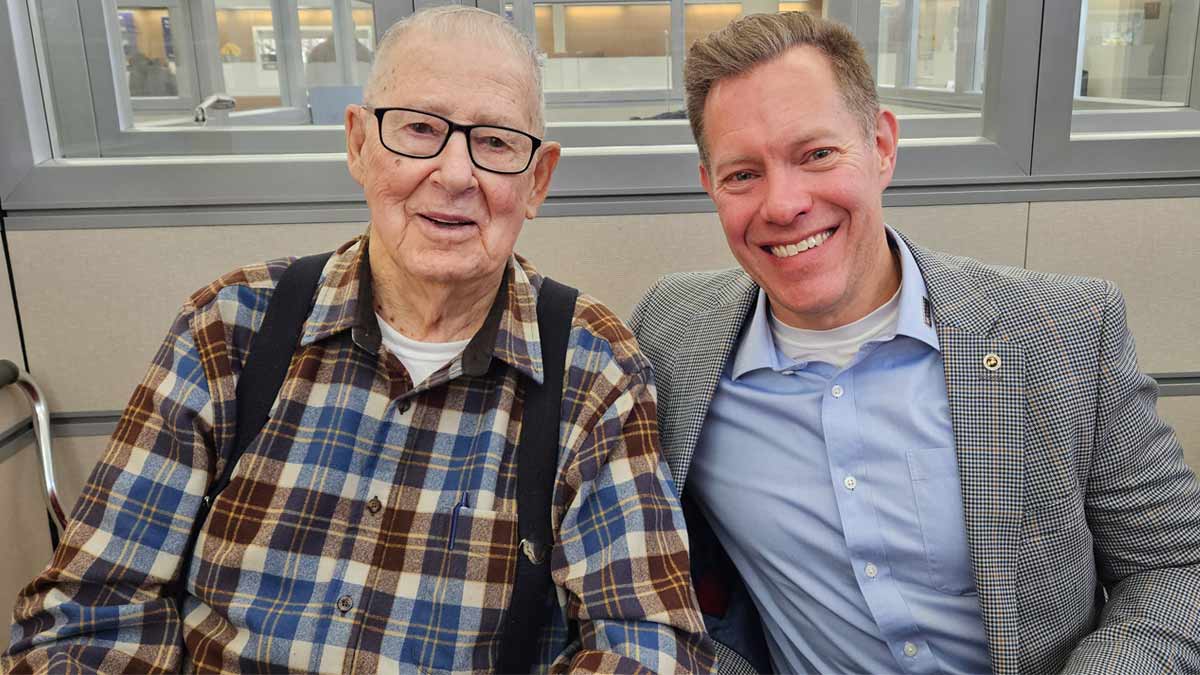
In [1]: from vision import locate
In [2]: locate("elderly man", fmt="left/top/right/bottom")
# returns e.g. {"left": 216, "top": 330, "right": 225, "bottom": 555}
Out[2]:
{"left": 3, "top": 8, "right": 713, "bottom": 674}
{"left": 631, "top": 11, "right": 1200, "bottom": 675}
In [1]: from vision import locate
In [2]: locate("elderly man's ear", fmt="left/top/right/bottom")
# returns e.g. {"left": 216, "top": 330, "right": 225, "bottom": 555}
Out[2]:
{"left": 345, "top": 104, "right": 368, "bottom": 186}
{"left": 524, "top": 141, "right": 561, "bottom": 220}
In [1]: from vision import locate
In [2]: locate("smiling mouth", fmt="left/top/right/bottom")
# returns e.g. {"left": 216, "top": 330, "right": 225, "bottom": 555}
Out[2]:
{"left": 765, "top": 227, "right": 837, "bottom": 258}
{"left": 421, "top": 213, "right": 477, "bottom": 227}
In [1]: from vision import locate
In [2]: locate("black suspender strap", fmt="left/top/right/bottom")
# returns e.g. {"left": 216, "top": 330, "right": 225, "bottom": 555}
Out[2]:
{"left": 172, "top": 251, "right": 331, "bottom": 611}
{"left": 496, "top": 277, "right": 579, "bottom": 674}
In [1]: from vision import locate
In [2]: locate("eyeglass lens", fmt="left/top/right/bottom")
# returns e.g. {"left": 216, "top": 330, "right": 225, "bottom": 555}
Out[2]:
{"left": 379, "top": 109, "right": 534, "bottom": 173}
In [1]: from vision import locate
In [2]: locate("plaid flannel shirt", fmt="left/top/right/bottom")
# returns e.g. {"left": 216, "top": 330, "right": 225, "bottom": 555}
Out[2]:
{"left": 4, "top": 237, "right": 714, "bottom": 674}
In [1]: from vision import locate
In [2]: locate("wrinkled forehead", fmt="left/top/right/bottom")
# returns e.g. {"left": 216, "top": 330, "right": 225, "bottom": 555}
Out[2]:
{"left": 371, "top": 34, "right": 540, "bottom": 131}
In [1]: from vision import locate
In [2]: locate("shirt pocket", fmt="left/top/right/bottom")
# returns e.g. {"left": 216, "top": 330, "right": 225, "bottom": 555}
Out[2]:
{"left": 410, "top": 505, "right": 520, "bottom": 671}
{"left": 907, "top": 447, "right": 975, "bottom": 595}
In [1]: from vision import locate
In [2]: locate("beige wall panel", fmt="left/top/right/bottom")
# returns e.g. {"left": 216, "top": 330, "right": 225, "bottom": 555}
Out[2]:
{"left": 0, "top": 439, "right": 55, "bottom": 654}
{"left": 1026, "top": 198, "right": 1200, "bottom": 374}
{"left": 884, "top": 202, "right": 1029, "bottom": 268}
{"left": 2, "top": 242, "right": 28, "bottom": 436}
{"left": 1158, "top": 396, "right": 1200, "bottom": 475}
{"left": 516, "top": 212, "right": 737, "bottom": 319}
{"left": 9, "top": 223, "right": 364, "bottom": 413}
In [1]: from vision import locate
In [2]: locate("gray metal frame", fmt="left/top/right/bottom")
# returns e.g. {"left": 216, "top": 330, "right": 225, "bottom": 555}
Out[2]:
{"left": 0, "top": 0, "right": 52, "bottom": 196}
{"left": 5, "top": 0, "right": 1200, "bottom": 214}
{"left": 1032, "top": 0, "right": 1200, "bottom": 177}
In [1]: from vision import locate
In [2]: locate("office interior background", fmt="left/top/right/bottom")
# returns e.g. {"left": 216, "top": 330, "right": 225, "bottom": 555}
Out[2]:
{"left": 1, "top": 0, "right": 1198, "bottom": 648}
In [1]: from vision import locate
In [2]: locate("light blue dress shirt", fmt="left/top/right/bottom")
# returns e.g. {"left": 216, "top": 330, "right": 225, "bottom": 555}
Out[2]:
{"left": 691, "top": 230, "right": 991, "bottom": 674}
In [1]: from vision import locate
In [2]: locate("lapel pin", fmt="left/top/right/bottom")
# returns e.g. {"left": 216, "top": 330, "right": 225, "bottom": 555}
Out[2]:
{"left": 983, "top": 353, "right": 1002, "bottom": 372}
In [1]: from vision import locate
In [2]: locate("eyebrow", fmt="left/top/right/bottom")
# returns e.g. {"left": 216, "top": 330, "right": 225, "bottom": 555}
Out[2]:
{"left": 712, "top": 129, "right": 844, "bottom": 175}
{"left": 394, "top": 100, "right": 526, "bottom": 130}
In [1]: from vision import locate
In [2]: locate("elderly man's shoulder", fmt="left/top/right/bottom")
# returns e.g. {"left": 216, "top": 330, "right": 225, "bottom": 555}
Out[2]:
{"left": 186, "top": 256, "right": 294, "bottom": 312}
{"left": 184, "top": 239, "right": 358, "bottom": 318}
{"left": 561, "top": 287, "right": 654, "bottom": 379}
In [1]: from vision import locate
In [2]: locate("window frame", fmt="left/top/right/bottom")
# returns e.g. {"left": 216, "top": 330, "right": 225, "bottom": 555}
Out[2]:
{"left": 6, "top": 0, "right": 1200, "bottom": 216}
{"left": 1031, "top": 0, "right": 1200, "bottom": 178}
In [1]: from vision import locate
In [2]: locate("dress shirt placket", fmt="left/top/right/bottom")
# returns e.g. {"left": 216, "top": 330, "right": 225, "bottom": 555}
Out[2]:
{"left": 821, "top": 359, "right": 939, "bottom": 674}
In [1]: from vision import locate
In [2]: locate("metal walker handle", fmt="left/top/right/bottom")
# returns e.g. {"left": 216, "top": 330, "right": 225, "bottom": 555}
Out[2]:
{"left": 1, "top": 359, "right": 68, "bottom": 532}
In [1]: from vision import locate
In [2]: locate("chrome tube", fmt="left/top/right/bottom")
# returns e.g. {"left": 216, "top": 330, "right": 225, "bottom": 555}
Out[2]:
{"left": 1, "top": 360, "right": 67, "bottom": 531}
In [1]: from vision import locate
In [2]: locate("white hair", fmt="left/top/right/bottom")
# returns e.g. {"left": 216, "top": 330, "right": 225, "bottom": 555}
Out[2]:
{"left": 364, "top": 6, "right": 545, "bottom": 134}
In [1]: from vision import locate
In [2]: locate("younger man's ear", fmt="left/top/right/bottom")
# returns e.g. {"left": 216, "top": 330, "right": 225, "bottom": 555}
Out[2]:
{"left": 874, "top": 108, "right": 899, "bottom": 182}
{"left": 699, "top": 161, "right": 714, "bottom": 197}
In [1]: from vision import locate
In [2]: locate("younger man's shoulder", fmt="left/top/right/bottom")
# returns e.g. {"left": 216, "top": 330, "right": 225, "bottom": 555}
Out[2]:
{"left": 634, "top": 268, "right": 754, "bottom": 324}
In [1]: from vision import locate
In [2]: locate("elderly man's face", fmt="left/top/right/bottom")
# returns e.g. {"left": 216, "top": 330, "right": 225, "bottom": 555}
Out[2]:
{"left": 699, "top": 46, "right": 899, "bottom": 330}
{"left": 346, "top": 34, "right": 558, "bottom": 288}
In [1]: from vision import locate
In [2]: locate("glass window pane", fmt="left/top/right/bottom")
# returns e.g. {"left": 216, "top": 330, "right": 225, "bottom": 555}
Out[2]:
{"left": 299, "top": 0, "right": 375, "bottom": 88}
{"left": 1074, "top": 0, "right": 1198, "bottom": 112}
{"left": 536, "top": 1, "right": 675, "bottom": 122}
{"left": 118, "top": 7, "right": 180, "bottom": 98}
{"left": 914, "top": 0, "right": 958, "bottom": 90}
{"left": 216, "top": 1, "right": 284, "bottom": 111}
{"left": 684, "top": 1, "right": 987, "bottom": 131}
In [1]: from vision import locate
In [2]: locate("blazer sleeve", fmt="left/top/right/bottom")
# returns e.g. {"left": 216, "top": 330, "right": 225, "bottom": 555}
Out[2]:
{"left": 1062, "top": 281, "right": 1200, "bottom": 673}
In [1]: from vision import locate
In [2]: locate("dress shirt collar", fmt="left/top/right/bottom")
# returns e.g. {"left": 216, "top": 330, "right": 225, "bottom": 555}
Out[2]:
{"left": 730, "top": 225, "right": 938, "bottom": 381}
{"left": 300, "top": 236, "right": 544, "bottom": 385}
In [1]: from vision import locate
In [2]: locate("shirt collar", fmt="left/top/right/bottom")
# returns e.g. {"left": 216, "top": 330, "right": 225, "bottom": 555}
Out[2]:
{"left": 729, "top": 225, "right": 938, "bottom": 380}
{"left": 730, "top": 290, "right": 789, "bottom": 379}
{"left": 887, "top": 225, "right": 940, "bottom": 352}
{"left": 300, "top": 237, "right": 543, "bottom": 384}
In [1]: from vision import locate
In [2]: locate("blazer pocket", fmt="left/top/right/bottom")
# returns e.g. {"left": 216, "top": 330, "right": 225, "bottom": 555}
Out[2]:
{"left": 908, "top": 447, "right": 976, "bottom": 595}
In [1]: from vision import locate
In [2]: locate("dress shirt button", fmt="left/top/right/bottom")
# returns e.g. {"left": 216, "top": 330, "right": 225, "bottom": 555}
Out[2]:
{"left": 843, "top": 475, "right": 857, "bottom": 491}
{"left": 831, "top": 384, "right": 844, "bottom": 398}
{"left": 864, "top": 562, "right": 878, "bottom": 578}
{"left": 336, "top": 595, "right": 354, "bottom": 613}
{"left": 397, "top": 399, "right": 412, "bottom": 414}
{"left": 366, "top": 496, "right": 382, "bottom": 514}
{"left": 903, "top": 642, "right": 919, "bottom": 658}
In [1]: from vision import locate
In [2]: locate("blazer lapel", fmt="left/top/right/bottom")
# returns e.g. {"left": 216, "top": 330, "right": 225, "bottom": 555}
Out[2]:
{"left": 907, "top": 237, "right": 1027, "bottom": 675}
{"left": 661, "top": 273, "right": 758, "bottom": 495}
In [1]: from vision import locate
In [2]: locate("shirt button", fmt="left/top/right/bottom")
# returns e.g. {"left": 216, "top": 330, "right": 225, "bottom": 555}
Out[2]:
{"left": 366, "top": 496, "right": 382, "bottom": 514}
{"left": 397, "top": 400, "right": 412, "bottom": 414}
{"left": 864, "top": 562, "right": 878, "bottom": 578}
{"left": 336, "top": 595, "right": 354, "bottom": 613}
{"left": 831, "top": 384, "right": 844, "bottom": 398}
{"left": 843, "top": 475, "right": 857, "bottom": 491}
{"left": 903, "top": 642, "right": 919, "bottom": 657}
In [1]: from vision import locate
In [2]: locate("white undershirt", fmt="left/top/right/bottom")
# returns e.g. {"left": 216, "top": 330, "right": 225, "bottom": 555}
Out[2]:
{"left": 769, "top": 286, "right": 902, "bottom": 370}
{"left": 376, "top": 313, "right": 472, "bottom": 385}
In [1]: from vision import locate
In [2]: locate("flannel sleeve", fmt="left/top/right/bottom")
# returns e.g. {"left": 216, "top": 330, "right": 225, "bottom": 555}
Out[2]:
{"left": 548, "top": 363, "right": 716, "bottom": 674}
{"left": 2, "top": 306, "right": 220, "bottom": 675}
{"left": 1062, "top": 282, "right": 1200, "bottom": 673}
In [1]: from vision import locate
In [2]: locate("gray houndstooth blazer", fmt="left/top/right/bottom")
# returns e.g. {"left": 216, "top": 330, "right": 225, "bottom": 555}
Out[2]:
{"left": 629, "top": 232, "right": 1200, "bottom": 674}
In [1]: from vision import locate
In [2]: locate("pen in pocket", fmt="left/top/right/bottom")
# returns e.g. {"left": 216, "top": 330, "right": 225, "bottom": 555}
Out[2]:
{"left": 448, "top": 491, "right": 470, "bottom": 549}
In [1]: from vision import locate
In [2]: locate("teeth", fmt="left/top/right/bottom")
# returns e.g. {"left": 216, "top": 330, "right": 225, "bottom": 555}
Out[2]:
{"left": 769, "top": 229, "right": 833, "bottom": 258}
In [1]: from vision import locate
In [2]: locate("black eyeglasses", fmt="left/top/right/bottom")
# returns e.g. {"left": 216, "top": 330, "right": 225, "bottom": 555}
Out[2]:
{"left": 363, "top": 106, "right": 543, "bottom": 175}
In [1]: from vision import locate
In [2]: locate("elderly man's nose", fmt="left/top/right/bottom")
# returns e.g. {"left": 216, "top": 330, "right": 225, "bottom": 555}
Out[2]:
{"left": 431, "top": 132, "right": 477, "bottom": 193}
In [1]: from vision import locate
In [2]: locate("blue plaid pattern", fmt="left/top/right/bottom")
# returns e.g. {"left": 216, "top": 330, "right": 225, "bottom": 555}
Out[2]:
{"left": 4, "top": 237, "right": 714, "bottom": 674}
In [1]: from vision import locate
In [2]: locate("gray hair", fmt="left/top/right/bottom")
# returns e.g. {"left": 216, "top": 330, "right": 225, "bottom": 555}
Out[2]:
{"left": 364, "top": 6, "right": 545, "bottom": 134}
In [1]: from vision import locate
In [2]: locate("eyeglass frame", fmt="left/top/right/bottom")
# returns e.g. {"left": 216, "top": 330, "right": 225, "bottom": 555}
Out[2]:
{"left": 362, "top": 105, "right": 544, "bottom": 175}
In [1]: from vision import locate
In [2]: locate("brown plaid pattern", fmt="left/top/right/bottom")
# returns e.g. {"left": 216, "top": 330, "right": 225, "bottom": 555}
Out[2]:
{"left": 4, "top": 237, "right": 715, "bottom": 674}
